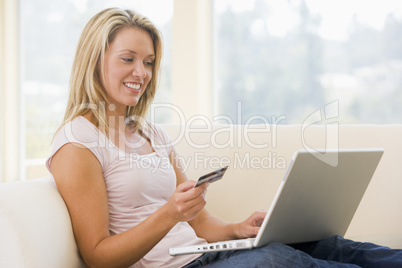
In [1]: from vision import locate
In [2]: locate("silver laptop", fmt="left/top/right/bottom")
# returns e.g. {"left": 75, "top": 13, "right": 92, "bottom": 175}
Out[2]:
{"left": 169, "top": 148, "right": 384, "bottom": 256}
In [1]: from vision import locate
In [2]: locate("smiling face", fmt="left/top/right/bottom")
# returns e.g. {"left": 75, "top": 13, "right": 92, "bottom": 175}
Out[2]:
{"left": 103, "top": 27, "right": 155, "bottom": 113}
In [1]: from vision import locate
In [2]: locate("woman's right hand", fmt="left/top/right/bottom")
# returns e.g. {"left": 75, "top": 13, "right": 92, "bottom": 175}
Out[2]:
{"left": 164, "top": 180, "right": 209, "bottom": 223}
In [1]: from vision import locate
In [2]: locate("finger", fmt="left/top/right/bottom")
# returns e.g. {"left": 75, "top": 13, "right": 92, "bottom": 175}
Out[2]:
{"left": 178, "top": 180, "right": 207, "bottom": 195}
{"left": 201, "top": 189, "right": 207, "bottom": 201}
{"left": 187, "top": 189, "right": 205, "bottom": 207}
{"left": 184, "top": 183, "right": 208, "bottom": 201}
{"left": 194, "top": 182, "right": 209, "bottom": 195}
{"left": 174, "top": 181, "right": 208, "bottom": 210}
{"left": 187, "top": 198, "right": 206, "bottom": 218}
{"left": 249, "top": 226, "right": 260, "bottom": 237}
{"left": 177, "top": 194, "right": 206, "bottom": 221}
{"left": 188, "top": 191, "right": 207, "bottom": 208}
{"left": 253, "top": 210, "right": 267, "bottom": 221}
{"left": 177, "top": 180, "right": 197, "bottom": 192}
{"left": 255, "top": 210, "right": 267, "bottom": 217}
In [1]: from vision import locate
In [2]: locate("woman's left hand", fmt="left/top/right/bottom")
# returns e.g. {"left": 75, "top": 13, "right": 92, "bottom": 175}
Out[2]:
{"left": 235, "top": 210, "right": 267, "bottom": 239}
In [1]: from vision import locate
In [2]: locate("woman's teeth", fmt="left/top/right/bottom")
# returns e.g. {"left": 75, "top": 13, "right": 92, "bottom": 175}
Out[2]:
{"left": 124, "top": 83, "right": 141, "bottom": 90}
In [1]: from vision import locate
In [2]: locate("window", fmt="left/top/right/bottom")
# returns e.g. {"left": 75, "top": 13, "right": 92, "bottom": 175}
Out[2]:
{"left": 213, "top": 0, "right": 402, "bottom": 124}
{"left": 4, "top": 0, "right": 401, "bottom": 181}
{"left": 20, "top": 0, "right": 173, "bottom": 179}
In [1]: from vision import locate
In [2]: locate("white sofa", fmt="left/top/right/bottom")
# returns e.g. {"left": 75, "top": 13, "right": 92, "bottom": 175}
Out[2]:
{"left": 1, "top": 124, "right": 402, "bottom": 267}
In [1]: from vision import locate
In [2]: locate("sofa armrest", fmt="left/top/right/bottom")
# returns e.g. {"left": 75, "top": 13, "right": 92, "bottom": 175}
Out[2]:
{"left": 0, "top": 178, "right": 86, "bottom": 268}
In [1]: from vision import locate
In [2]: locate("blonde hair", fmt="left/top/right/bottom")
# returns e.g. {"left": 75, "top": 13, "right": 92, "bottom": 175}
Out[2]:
{"left": 61, "top": 8, "right": 163, "bottom": 133}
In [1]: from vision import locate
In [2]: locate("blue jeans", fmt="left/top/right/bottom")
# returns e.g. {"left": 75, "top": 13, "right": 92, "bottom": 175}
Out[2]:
{"left": 182, "top": 235, "right": 402, "bottom": 268}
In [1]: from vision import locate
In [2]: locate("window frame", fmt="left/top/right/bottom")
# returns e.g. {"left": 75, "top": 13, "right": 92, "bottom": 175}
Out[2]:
{"left": 0, "top": 0, "right": 21, "bottom": 182}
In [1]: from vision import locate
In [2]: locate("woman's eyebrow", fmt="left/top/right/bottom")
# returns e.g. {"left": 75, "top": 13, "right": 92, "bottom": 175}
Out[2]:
{"left": 118, "top": 49, "right": 155, "bottom": 58}
{"left": 118, "top": 49, "right": 136, "bottom": 54}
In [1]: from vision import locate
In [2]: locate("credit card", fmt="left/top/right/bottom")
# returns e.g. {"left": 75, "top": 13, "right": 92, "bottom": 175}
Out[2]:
{"left": 194, "top": 166, "right": 229, "bottom": 187}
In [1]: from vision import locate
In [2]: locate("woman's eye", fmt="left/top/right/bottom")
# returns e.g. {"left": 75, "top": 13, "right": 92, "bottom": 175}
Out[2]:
{"left": 122, "top": 58, "right": 133, "bottom": 63}
{"left": 144, "top": 61, "right": 154, "bottom": 67}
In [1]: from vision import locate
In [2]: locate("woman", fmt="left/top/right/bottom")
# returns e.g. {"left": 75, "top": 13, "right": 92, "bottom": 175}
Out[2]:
{"left": 47, "top": 8, "right": 402, "bottom": 268}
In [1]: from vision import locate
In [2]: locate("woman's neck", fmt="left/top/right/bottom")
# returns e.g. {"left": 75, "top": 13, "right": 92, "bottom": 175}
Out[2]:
{"left": 106, "top": 104, "right": 128, "bottom": 132}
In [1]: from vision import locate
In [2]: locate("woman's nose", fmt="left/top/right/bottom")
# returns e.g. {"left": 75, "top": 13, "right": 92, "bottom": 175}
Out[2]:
{"left": 132, "top": 62, "right": 146, "bottom": 78}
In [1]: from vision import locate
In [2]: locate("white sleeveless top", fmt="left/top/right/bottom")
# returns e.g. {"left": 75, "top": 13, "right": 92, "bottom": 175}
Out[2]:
{"left": 46, "top": 116, "right": 205, "bottom": 268}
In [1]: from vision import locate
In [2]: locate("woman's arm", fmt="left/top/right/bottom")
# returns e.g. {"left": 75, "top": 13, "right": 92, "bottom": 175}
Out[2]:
{"left": 51, "top": 143, "right": 208, "bottom": 268}
{"left": 169, "top": 147, "right": 266, "bottom": 242}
